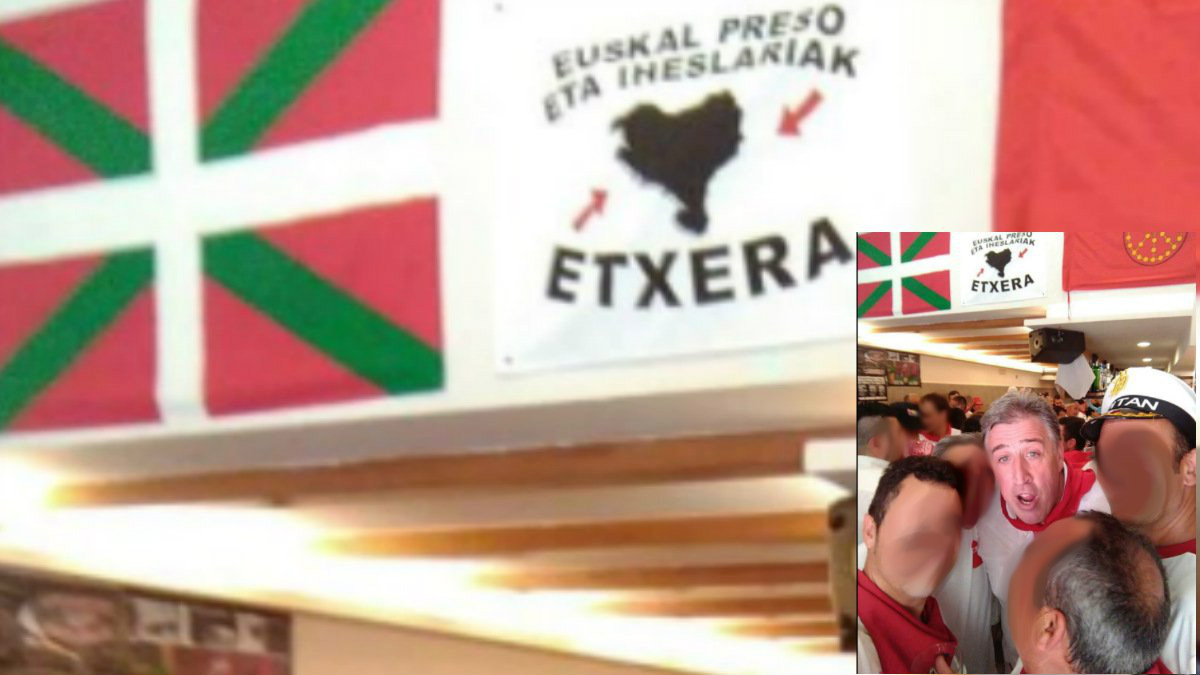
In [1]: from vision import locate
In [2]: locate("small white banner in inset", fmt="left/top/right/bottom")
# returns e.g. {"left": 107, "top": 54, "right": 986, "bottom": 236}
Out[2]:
{"left": 956, "top": 232, "right": 1047, "bottom": 307}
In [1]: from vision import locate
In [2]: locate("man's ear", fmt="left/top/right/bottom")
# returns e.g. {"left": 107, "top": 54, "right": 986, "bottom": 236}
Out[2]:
{"left": 868, "top": 434, "right": 883, "bottom": 458}
{"left": 1035, "top": 608, "right": 1071, "bottom": 660}
{"left": 1181, "top": 447, "right": 1196, "bottom": 488}
{"left": 863, "top": 514, "right": 877, "bottom": 551}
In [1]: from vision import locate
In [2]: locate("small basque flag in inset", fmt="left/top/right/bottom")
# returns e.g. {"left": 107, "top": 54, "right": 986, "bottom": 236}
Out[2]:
{"left": 857, "top": 233, "right": 893, "bottom": 318}
{"left": 857, "top": 232, "right": 952, "bottom": 318}
{"left": 0, "top": 248, "right": 158, "bottom": 431}
{"left": 202, "top": 199, "right": 443, "bottom": 415}
{"left": 0, "top": 0, "right": 151, "bottom": 195}
{"left": 197, "top": 0, "right": 439, "bottom": 162}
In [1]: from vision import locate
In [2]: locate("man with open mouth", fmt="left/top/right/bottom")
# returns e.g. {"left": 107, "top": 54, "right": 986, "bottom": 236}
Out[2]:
{"left": 975, "top": 390, "right": 1109, "bottom": 671}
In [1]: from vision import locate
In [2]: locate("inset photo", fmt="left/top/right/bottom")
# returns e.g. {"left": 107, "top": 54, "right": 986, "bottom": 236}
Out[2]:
{"left": 856, "top": 232, "right": 1196, "bottom": 674}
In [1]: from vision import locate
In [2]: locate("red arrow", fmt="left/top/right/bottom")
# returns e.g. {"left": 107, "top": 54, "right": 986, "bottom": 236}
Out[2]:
{"left": 1018, "top": 248, "right": 1028, "bottom": 258}
{"left": 779, "top": 90, "right": 823, "bottom": 136}
{"left": 572, "top": 189, "right": 607, "bottom": 231}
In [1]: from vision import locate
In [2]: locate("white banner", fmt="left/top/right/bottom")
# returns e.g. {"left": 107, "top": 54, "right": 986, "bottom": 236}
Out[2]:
{"left": 955, "top": 232, "right": 1048, "bottom": 307}
{"left": 488, "top": 1, "right": 897, "bottom": 371}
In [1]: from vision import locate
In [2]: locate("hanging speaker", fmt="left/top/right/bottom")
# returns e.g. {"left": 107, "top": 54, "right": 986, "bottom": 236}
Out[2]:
{"left": 1029, "top": 327, "right": 1085, "bottom": 364}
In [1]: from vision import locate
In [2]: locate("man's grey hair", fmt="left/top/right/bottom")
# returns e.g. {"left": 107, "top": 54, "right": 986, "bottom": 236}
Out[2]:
{"left": 980, "top": 390, "right": 1062, "bottom": 455}
{"left": 857, "top": 416, "right": 889, "bottom": 455}
{"left": 1043, "top": 511, "right": 1170, "bottom": 674}
{"left": 932, "top": 433, "right": 984, "bottom": 458}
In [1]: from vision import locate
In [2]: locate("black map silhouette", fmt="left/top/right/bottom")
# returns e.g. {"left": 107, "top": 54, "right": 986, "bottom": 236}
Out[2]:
{"left": 986, "top": 248, "right": 1012, "bottom": 277}
{"left": 612, "top": 91, "right": 743, "bottom": 235}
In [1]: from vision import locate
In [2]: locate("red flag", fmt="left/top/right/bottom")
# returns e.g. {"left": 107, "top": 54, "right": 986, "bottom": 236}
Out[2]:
{"left": 0, "top": 0, "right": 150, "bottom": 195}
{"left": 1063, "top": 232, "right": 1194, "bottom": 291}
{"left": 197, "top": 0, "right": 439, "bottom": 161}
{"left": 0, "top": 249, "right": 157, "bottom": 431}
{"left": 203, "top": 199, "right": 443, "bottom": 415}
{"left": 993, "top": 0, "right": 1200, "bottom": 231}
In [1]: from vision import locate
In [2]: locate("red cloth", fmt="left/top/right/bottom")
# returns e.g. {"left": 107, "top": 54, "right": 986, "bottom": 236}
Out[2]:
{"left": 1156, "top": 539, "right": 1197, "bottom": 559}
{"left": 993, "top": 0, "right": 1200, "bottom": 231}
{"left": 1062, "top": 232, "right": 1195, "bottom": 291}
{"left": 906, "top": 435, "right": 935, "bottom": 458}
{"left": 857, "top": 570, "right": 958, "bottom": 673}
{"left": 1145, "top": 658, "right": 1171, "bottom": 673}
{"left": 1001, "top": 451, "right": 1096, "bottom": 533}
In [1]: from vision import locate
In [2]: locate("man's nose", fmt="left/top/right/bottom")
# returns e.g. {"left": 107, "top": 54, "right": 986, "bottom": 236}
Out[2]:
{"left": 1012, "top": 454, "right": 1032, "bottom": 483}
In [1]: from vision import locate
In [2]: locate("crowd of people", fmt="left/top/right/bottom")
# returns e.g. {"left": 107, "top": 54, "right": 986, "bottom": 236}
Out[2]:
{"left": 856, "top": 369, "right": 1196, "bottom": 674}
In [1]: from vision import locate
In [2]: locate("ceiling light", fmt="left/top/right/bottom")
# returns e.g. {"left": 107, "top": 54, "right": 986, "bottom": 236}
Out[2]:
{"left": 1142, "top": 357, "right": 1153, "bottom": 362}
{"left": 0, "top": 459, "right": 56, "bottom": 523}
{"left": 1137, "top": 341, "right": 1151, "bottom": 348}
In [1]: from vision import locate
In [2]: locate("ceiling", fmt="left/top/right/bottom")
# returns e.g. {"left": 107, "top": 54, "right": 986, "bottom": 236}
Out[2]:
{"left": 1028, "top": 314, "right": 1194, "bottom": 374}
{"left": 0, "top": 379, "right": 852, "bottom": 484}
{"left": 0, "top": 428, "right": 854, "bottom": 675}
{"left": 861, "top": 311, "right": 1195, "bottom": 378}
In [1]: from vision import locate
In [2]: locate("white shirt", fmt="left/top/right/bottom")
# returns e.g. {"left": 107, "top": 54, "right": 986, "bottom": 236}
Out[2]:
{"left": 1160, "top": 549, "right": 1196, "bottom": 674}
{"left": 857, "top": 618, "right": 883, "bottom": 674}
{"left": 857, "top": 454, "right": 890, "bottom": 545}
{"left": 934, "top": 527, "right": 997, "bottom": 674}
{"left": 976, "top": 460, "right": 1109, "bottom": 669}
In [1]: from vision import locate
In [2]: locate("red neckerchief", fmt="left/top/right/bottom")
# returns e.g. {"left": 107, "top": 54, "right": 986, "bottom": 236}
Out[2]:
{"left": 1021, "top": 659, "right": 1167, "bottom": 674}
{"left": 1156, "top": 539, "right": 1196, "bottom": 559}
{"left": 857, "top": 570, "right": 957, "bottom": 673}
{"left": 921, "top": 424, "right": 950, "bottom": 444}
{"left": 971, "top": 538, "right": 983, "bottom": 568}
{"left": 1001, "top": 451, "right": 1096, "bottom": 533}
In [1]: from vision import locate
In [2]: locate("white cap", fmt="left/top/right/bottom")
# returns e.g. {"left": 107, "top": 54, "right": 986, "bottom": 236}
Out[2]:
{"left": 1081, "top": 367, "right": 1195, "bottom": 448}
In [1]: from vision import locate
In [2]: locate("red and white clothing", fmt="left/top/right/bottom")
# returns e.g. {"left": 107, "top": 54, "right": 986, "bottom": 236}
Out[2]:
{"left": 934, "top": 527, "right": 996, "bottom": 674}
{"left": 906, "top": 434, "right": 936, "bottom": 457}
{"left": 1156, "top": 539, "right": 1196, "bottom": 674}
{"left": 857, "top": 570, "right": 965, "bottom": 674}
{"left": 919, "top": 425, "right": 961, "bottom": 447}
{"left": 977, "top": 451, "right": 1109, "bottom": 668}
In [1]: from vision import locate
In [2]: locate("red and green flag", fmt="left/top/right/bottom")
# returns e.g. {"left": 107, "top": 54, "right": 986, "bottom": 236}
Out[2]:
{"left": 0, "top": 248, "right": 158, "bottom": 431}
{"left": 856, "top": 233, "right": 893, "bottom": 318}
{"left": 0, "top": 0, "right": 151, "bottom": 195}
{"left": 857, "top": 232, "right": 952, "bottom": 318}
{"left": 203, "top": 199, "right": 443, "bottom": 415}
{"left": 197, "top": 0, "right": 439, "bottom": 162}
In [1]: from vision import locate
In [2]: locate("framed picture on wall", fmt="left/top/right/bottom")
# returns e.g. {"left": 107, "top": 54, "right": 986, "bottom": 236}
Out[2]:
{"left": 0, "top": 566, "right": 291, "bottom": 675}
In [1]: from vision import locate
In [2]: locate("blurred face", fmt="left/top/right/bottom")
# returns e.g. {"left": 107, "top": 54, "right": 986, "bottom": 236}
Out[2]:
{"left": 881, "top": 417, "right": 906, "bottom": 462}
{"left": 1097, "top": 418, "right": 1196, "bottom": 528}
{"left": 920, "top": 402, "right": 948, "bottom": 434}
{"left": 1059, "top": 424, "right": 1077, "bottom": 452}
{"left": 1008, "top": 517, "right": 1096, "bottom": 674}
{"left": 864, "top": 476, "right": 963, "bottom": 603}
{"left": 986, "top": 417, "right": 1064, "bottom": 524}
{"left": 943, "top": 443, "right": 995, "bottom": 529}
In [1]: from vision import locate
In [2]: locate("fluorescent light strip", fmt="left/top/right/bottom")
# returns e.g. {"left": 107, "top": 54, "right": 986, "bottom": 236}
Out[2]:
{"left": 859, "top": 324, "right": 1047, "bottom": 374}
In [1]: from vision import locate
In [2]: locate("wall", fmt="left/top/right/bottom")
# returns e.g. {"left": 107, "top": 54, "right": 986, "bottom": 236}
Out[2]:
{"left": 293, "top": 613, "right": 672, "bottom": 675}
{"left": 884, "top": 353, "right": 1050, "bottom": 406}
